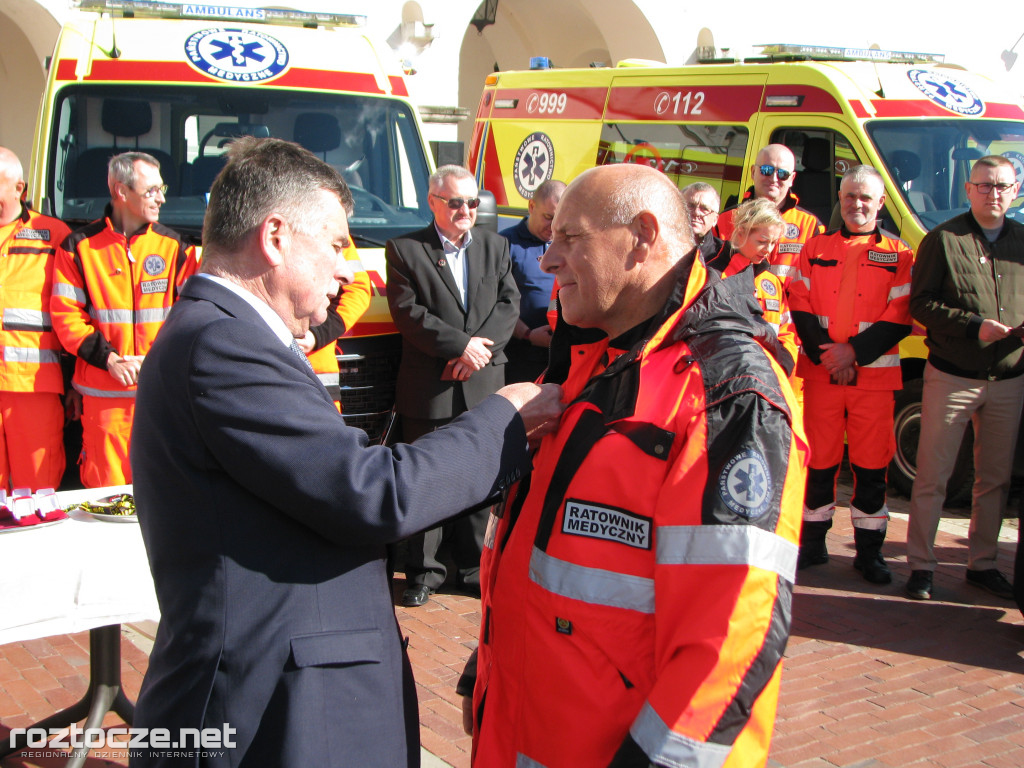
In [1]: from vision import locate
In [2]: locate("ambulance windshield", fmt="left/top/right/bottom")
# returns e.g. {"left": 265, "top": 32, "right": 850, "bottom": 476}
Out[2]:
{"left": 867, "top": 120, "right": 1024, "bottom": 230}
{"left": 45, "top": 86, "right": 433, "bottom": 244}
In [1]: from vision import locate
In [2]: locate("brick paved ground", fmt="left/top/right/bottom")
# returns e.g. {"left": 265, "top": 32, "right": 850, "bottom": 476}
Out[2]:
{"left": 1, "top": 491, "right": 1020, "bottom": 768}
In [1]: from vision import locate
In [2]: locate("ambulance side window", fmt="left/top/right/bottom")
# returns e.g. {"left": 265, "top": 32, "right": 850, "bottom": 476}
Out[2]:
{"left": 597, "top": 122, "right": 749, "bottom": 204}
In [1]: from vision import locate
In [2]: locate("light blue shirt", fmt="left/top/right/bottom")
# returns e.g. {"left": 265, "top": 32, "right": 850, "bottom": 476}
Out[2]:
{"left": 434, "top": 224, "right": 473, "bottom": 309}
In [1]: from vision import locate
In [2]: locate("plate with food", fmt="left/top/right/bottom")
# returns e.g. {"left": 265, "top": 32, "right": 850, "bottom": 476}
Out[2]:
{"left": 74, "top": 493, "right": 138, "bottom": 523}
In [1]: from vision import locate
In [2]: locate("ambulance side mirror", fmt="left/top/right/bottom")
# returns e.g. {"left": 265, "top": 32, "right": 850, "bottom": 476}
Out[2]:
{"left": 473, "top": 189, "right": 498, "bottom": 233}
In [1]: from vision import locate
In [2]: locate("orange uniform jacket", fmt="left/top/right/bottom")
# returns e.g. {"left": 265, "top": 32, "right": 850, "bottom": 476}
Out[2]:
{"left": 471, "top": 260, "right": 809, "bottom": 768}
{"left": 0, "top": 205, "right": 71, "bottom": 393}
{"left": 787, "top": 227, "right": 913, "bottom": 390}
{"left": 715, "top": 189, "right": 823, "bottom": 288}
{"left": 718, "top": 252, "right": 798, "bottom": 376}
{"left": 307, "top": 243, "right": 372, "bottom": 400}
{"left": 51, "top": 212, "right": 197, "bottom": 397}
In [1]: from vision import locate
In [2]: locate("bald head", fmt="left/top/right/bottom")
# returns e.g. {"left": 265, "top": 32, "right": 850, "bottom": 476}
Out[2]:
{"left": 526, "top": 179, "right": 566, "bottom": 242}
{"left": 752, "top": 144, "right": 796, "bottom": 207}
{"left": 0, "top": 147, "right": 26, "bottom": 228}
{"left": 539, "top": 164, "right": 693, "bottom": 338}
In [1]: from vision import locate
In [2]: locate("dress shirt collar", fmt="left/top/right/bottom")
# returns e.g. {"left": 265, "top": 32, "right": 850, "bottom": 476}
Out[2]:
{"left": 195, "top": 273, "right": 295, "bottom": 348}
{"left": 434, "top": 223, "right": 473, "bottom": 253}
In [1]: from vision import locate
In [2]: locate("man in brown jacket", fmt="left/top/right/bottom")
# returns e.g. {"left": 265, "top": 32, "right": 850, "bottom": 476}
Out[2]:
{"left": 906, "top": 154, "right": 1024, "bottom": 601}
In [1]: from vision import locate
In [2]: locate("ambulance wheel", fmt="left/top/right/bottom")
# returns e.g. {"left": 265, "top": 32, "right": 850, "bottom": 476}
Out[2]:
{"left": 889, "top": 379, "right": 974, "bottom": 507}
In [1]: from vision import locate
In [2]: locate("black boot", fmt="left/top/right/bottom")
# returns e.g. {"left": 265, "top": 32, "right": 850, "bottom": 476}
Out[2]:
{"left": 853, "top": 528, "right": 892, "bottom": 584}
{"left": 798, "top": 520, "right": 831, "bottom": 569}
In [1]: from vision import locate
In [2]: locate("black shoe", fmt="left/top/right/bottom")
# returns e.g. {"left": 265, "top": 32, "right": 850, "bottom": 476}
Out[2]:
{"left": 401, "top": 584, "right": 433, "bottom": 607}
{"left": 905, "top": 570, "right": 933, "bottom": 600}
{"left": 854, "top": 552, "right": 892, "bottom": 584}
{"left": 965, "top": 568, "right": 1014, "bottom": 600}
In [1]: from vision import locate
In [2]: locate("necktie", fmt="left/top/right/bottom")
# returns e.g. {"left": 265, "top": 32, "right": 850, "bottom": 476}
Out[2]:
{"left": 288, "top": 339, "right": 315, "bottom": 372}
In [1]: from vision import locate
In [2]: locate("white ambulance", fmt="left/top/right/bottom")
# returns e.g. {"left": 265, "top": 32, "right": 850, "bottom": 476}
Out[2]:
{"left": 30, "top": 0, "right": 437, "bottom": 441}
{"left": 470, "top": 44, "right": 1024, "bottom": 499}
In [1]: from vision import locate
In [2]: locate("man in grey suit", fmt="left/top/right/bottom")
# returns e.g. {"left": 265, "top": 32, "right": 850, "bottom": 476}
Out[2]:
{"left": 386, "top": 165, "right": 520, "bottom": 607}
{"left": 130, "top": 138, "right": 562, "bottom": 767}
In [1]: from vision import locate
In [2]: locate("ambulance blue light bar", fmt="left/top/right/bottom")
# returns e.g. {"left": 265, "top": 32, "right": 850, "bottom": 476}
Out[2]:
{"left": 753, "top": 43, "right": 944, "bottom": 64}
{"left": 74, "top": 0, "right": 366, "bottom": 28}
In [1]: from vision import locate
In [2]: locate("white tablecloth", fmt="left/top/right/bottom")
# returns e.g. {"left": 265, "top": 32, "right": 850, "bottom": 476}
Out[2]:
{"left": 0, "top": 485, "right": 159, "bottom": 645}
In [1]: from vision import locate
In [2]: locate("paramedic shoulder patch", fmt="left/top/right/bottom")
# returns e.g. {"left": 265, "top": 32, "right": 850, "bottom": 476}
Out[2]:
{"left": 561, "top": 499, "right": 652, "bottom": 550}
{"left": 16, "top": 228, "right": 50, "bottom": 241}
{"left": 718, "top": 450, "right": 773, "bottom": 520}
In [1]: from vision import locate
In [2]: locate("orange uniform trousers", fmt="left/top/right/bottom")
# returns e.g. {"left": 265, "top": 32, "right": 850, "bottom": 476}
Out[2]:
{"left": 0, "top": 391, "right": 65, "bottom": 492}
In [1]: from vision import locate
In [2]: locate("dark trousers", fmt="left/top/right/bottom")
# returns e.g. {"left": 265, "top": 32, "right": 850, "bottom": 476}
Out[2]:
{"left": 401, "top": 407, "right": 488, "bottom": 591}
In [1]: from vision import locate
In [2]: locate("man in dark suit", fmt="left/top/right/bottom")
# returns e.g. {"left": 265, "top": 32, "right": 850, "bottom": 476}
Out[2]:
{"left": 129, "top": 138, "right": 563, "bottom": 767}
{"left": 386, "top": 165, "right": 520, "bottom": 607}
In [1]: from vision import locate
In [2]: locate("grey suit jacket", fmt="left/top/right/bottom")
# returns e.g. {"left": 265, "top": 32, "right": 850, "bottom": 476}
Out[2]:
{"left": 385, "top": 224, "right": 519, "bottom": 420}
{"left": 130, "top": 276, "right": 530, "bottom": 767}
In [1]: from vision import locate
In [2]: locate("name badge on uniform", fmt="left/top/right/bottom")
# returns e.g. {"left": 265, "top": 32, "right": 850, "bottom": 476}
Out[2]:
{"left": 141, "top": 279, "right": 169, "bottom": 294}
{"left": 765, "top": 299, "right": 781, "bottom": 312}
{"left": 561, "top": 499, "right": 652, "bottom": 550}
{"left": 867, "top": 250, "right": 898, "bottom": 264}
{"left": 16, "top": 228, "right": 50, "bottom": 241}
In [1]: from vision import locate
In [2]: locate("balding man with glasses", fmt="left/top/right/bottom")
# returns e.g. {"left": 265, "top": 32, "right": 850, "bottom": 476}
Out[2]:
{"left": 905, "top": 154, "right": 1024, "bottom": 602}
{"left": 715, "top": 143, "right": 823, "bottom": 289}
{"left": 52, "top": 151, "right": 197, "bottom": 487}
{"left": 385, "top": 164, "right": 519, "bottom": 606}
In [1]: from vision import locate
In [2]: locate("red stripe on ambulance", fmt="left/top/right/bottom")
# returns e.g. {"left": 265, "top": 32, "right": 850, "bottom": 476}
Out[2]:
{"left": 604, "top": 86, "right": 764, "bottom": 122}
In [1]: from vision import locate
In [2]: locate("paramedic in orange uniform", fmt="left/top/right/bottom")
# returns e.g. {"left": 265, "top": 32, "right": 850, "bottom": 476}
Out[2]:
{"left": 0, "top": 147, "right": 71, "bottom": 492}
{"left": 460, "top": 164, "right": 808, "bottom": 768}
{"left": 296, "top": 242, "right": 371, "bottom": 409}
{"left": 52, "top": 152, "right": 197, "bottom": 487}
{"left": 707, "top": 197, "right": 799, "bottom": 376}
{"left": 715, "top": 143, "right": 823, "bottom": 289}
{"left": 788, "top": 165, "right": 912, "bottom": 584}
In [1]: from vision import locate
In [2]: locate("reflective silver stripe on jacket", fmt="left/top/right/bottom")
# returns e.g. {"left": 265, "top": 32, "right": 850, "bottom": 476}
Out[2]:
{"left": 53, "top": 282, "right": 87, "bottom": 305}
{"left": 529, "top": 546, "right": 655, "bottom": 613}
{"left": 516, "top": 754, "right": 550, "bottom": 768}
{"left": 317, "top": 372, "right": 340, "bottom": 388}
{"left": 344, "top": 257, "right": 366, "bottom": 272}
{"left": 3, "top": 309, "right": 52, "bottom": 331}
{"left": 73, "top": 383, "right": 136, "bottom": 398}
{"left": 656, "top": 525, "right": 798, "bottom": 584}
{"left": 3, "top": 347, "right": 60, "bottom": 364}
{"left": 631, "top": 701, "right": 731, "bottom": 768}
{"left": 889, "top": 283, "right": 910, "bottom": 301}
{"left": 92, "top": 307, "right": 170, "bottom": 324}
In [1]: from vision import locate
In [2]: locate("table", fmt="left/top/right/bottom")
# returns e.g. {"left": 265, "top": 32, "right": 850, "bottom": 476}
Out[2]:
{"left": 0, "top": 485, "right": 159, "bottom": 767}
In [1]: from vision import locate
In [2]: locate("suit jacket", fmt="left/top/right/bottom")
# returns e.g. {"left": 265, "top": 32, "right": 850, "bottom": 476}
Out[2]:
{"left": 386, "top": 224, "right": 519, "bottom": 420}
{"left": 130, "top": 276, "right": 531, "bottom": 767}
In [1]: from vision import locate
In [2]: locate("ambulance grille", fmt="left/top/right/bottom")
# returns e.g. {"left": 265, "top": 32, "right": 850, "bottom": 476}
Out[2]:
{"left": 336, "top": 335, "right": 401, "bottom": 445}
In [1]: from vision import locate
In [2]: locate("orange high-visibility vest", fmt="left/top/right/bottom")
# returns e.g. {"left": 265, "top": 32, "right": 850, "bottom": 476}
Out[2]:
{"left": 0, "top": 205, "right": 71, "bottom": 393}
{"left": 472, "top": 260, "right": 808, "bottom": 768}
{"left": 51, "top": 213, "right": 197, "bottom": 397}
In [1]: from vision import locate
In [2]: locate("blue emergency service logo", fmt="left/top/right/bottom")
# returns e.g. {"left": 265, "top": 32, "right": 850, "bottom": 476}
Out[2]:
{"left": 760, "top": 278, "right": 777, "bottom": 296}
{"left": 513, "top": 132, "right": 554, "bottom": 199}
{"left": 1002, "top": 152, "right": 1024, "bottom": 198}
{"left": 907, "top": 69, "right": 984, "bottom": 116}
{"left": 185, "top": 27, "right": 289, "bottom": 83}
{"left": 719, "top": 450, "right": 772, "bottom": 520}
{"left": 143, "top": 255, "right": 166, "bottom": 276}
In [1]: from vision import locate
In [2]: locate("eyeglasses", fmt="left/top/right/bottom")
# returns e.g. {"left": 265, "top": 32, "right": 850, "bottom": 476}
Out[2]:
{"left": 691, "top": 204, "right": 719, "bottom": 216}
{"left": 758, "top": 165, "right": 793, "bottom": 181}
{"left": 432, "top": 193, "right": 481, "bottom": 210}
{"left": 968, "top": 181, "right": 1017, "bottom": 195}
{"left": 132, "top": 184, "right": 168, "bottom": 199}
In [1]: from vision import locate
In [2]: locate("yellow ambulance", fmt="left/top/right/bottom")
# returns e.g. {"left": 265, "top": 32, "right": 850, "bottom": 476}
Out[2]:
{"left": 30, "top": 0, "right": 438, "bottom": 441}
{"left": 470, "top": 44, "right": 1024, "bottom": 499}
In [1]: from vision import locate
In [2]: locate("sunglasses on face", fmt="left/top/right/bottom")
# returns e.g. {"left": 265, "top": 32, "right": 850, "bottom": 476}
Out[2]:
{"left": 432, "top": 193, "right": 481, "bottom": 210}
{"left": 758, "top": 165, "right": 793, "bottom": 181}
